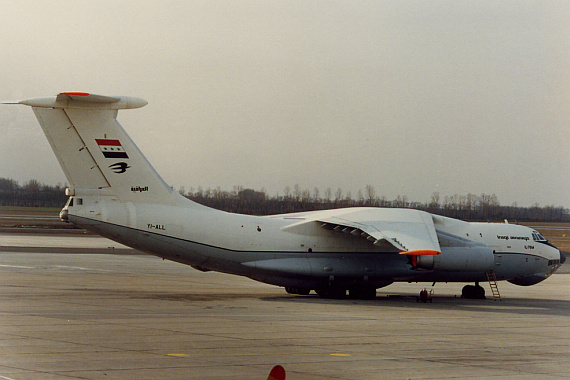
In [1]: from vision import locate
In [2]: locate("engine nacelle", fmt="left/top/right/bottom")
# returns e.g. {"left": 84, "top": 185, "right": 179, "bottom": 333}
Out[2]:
{"left": 415, "top": 246, "right": 494, "bottom": 272}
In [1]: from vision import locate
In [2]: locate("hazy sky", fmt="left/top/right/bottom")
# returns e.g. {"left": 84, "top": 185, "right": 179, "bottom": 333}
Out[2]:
{"left": 1, "top": 1, "right": 569, "bottom": 207}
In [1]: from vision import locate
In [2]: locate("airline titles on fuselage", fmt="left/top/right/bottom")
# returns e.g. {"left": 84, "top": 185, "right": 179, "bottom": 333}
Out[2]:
{"left": 131, "top": 186, "right": 149, "bottom": 193}
{"left": 497, "top": 235, "right": 530, "bottom": 241}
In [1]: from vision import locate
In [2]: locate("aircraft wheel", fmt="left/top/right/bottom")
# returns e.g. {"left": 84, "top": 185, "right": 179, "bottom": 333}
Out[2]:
{"left": 474, "top": 285, "right": 486, "bottom": 299}
{"left": 316, "top": 287, "right": 346, "bottom": 299}
{"left": 315, "top": 288, "right": 327, "bottom": 298}
{"left": 348, "top": 287, "right": 376, "bottom": 300}
{"left": 285, "top": 287, "right": 311, "bottom": 295}
{"left": 462, "top": 285, "right": 486, "bottom": 299}
{"left": 462, "top": 285, "right": 474, "bottom": 299}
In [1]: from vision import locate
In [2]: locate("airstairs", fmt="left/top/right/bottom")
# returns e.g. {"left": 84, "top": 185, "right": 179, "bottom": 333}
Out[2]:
{"left": 486, "top": 271, "right": 502, "bottom": 301}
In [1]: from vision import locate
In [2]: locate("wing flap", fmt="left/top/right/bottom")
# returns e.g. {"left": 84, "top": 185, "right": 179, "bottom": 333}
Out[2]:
{"left": 319, "top": 220, "right": 407, "bottom": 251}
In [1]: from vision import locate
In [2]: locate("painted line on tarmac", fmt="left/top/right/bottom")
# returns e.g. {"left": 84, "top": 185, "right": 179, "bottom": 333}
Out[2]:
{"left": 53, "top": 265, "right": 113, "bottom": 272}
{"left": 0, "top": 375, "right": 18, "bottom": 380}
{"left": 0, "top": 264, "right": 34, "bottom": 269}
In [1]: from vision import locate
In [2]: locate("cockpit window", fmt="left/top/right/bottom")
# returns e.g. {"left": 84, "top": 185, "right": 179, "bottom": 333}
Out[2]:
{"left": 532, "top": 231, "right": 546, "bottom": 242}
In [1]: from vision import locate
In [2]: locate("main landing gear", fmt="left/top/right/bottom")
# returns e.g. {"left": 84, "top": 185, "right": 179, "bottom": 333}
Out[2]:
{"left": 315, "top": 286, "right": 377, "bottom": 300}
{"left": 286, "top": 286, "right": 377, "bottom": 300}
{"left": 284, "top": 287, "right": 310, "bottom": 296}
{"left": 462, "top": 282, "right": 486, "bottom": 299}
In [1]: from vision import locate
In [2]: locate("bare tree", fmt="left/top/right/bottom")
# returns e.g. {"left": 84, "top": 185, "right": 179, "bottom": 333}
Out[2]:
{"left": 334, "top": 187, "right": 343, "bottom": 204}
{"left": 293, "top": 184, "right": 302, "bottom": 202}
{"left": 356, "top": 189, "right": 364, "bottom": 205}
{"left": 324, "top": 187, "right": 332, "bottom": 203}
{"left": 313, "top": 187, "right": 321, "bottom": 204}
{"left": 365, "top": 184, "right": 376, "bottom": 206}
{"left": 428, "top": 191, "right": 440, "bottom": 212}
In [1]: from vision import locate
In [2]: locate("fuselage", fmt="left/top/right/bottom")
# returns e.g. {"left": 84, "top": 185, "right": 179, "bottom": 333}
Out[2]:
{"left": 61, "top": 193, "right": 564, "bottom": 292}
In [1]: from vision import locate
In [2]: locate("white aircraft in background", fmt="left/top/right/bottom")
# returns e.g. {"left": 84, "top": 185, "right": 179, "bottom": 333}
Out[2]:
{"left": 5, "top": 92, "right": 565, "bottom": 299}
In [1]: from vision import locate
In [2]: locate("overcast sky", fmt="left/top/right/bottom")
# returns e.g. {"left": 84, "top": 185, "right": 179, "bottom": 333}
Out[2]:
{"left": 1, "top": 1, "right": 569, "bottom": 207}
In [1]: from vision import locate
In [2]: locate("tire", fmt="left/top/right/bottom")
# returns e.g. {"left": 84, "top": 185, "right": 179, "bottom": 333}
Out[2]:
{"left": 349, "top": 286, "right": 376, "bottom": 300}
{"left": 316, "top": 286, "right": 346, "bottom": 299}
{"left": 462, "top": 285, "right": 486, "bottom": 299}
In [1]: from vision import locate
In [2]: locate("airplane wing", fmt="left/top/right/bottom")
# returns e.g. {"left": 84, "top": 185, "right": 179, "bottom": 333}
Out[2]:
{"left": 281, "top": 208, "right": 441, "bottom": 254}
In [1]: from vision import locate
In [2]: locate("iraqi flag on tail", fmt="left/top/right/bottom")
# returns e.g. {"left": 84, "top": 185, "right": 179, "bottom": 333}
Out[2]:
{"left": 95, "top": 139, "right": 129, "bottom": 159}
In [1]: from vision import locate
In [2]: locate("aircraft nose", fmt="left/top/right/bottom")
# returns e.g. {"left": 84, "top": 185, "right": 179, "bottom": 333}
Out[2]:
{"left": 560, "top": 250, "right": 566, "bottom": 265}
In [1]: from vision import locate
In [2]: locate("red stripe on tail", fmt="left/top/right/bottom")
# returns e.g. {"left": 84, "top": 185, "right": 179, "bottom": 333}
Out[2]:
{"left": 59, "top": 92, "right": 90, "bottom": 97}
{"left": 95, "top": 139, "right": 122, "bottom": 146}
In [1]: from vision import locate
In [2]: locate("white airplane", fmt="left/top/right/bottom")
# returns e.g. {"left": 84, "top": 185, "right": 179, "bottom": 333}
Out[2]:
{"left": 5, "top": 92, "right": 565, "bottom": 299}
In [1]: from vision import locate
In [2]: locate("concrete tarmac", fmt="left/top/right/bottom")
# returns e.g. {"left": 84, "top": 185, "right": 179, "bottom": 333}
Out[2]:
{"left": 0, "top": 234, "right": 569, "bottom": 379}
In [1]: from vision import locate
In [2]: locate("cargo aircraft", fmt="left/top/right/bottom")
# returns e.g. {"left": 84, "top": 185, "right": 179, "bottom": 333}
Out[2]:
{"left": 5, "top": 93, "right": 565, "bottom": 299}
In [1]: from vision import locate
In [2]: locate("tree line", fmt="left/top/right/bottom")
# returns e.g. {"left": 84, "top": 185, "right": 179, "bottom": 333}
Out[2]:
{"left": 1, "top": 177, "right": 568, "bottom": 222}
{"left": 0, "top": 178, "right": 68, "bottom": 208}
{"left": 186, "top": 185, "right": 569, "bottom": 222}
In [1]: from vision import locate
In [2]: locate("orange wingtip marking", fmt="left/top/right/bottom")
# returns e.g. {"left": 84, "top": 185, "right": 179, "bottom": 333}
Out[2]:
{"left": 399, "top": 250, "right": 441, "bottom": 255}
{"left": 59, "top": 92, "right": 90, "bottom": 96}
{"left": 267, "top": 365, "right": 286, "bottom": 380}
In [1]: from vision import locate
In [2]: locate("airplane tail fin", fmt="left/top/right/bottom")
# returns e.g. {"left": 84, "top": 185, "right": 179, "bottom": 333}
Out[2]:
{"left": 16, "top": 92, "right": 187, "bottom": 206}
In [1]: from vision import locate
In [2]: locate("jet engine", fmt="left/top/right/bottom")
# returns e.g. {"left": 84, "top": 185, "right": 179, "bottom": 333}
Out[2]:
{"left": 413, "top": 246, "right": 494, "bottom": 272}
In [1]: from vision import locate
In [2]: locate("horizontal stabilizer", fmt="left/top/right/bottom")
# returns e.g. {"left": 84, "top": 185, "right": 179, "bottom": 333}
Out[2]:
{"left": 16, "top": 92, "right": 147, "bottom": 110}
